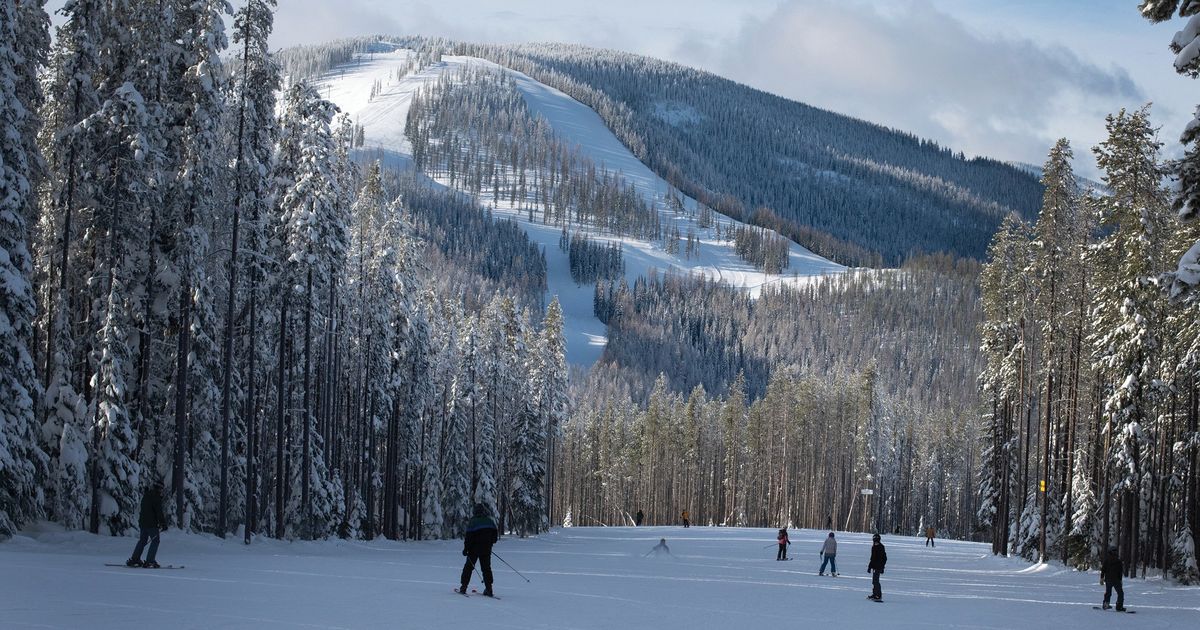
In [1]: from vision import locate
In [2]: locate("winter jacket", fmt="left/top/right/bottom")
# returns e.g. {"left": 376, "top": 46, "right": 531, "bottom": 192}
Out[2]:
{"left": 925, "top": 527, "right": 936, "bottom": 538}
{"left": 778, "top": 532, "right": 790, "bottom": 545}
{"left": 868, "top": 542, "right": 887, "bottom": 573}
{"left": 138, "top": 487, "right": 168, "bottom": 530}
{"left": 464, "top": 515, "right": 499, "bottom": 555}
{"left": 1101, "top": 553, "right": 1124, "bottom": 584}
{"left": 821, "top": 537, "right": 837, "bottom": 556}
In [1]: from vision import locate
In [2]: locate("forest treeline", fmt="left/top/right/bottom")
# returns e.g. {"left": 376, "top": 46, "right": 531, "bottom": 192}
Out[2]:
{"left": 567, "top": 257, "right": 983, "bottom": 536}
{"left": 976, "top": 108, "right": 1200, "bottom": 583}
{"left": 0, "top": 0, "right": 566, "bottom": 543}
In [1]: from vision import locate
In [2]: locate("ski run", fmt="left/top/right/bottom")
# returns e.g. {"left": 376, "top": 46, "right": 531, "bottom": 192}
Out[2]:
{"left": 315, "top": 45, "right": 846, "bottom": 366}
{"left": 2, "top": 524, "right": 1197, "bottom": 629}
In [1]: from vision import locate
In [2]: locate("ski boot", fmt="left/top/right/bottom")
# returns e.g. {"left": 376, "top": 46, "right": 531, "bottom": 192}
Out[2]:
{"left": 482, "top": 587, "right": 494, "bottom": 598}
{"left": 125, "top": 558, "right": 142, "bottom": 568}
{"left": 1102, "top": 603, "right": 1111, "bottom": 610}
{"left": 143, "top": 560, "right": 160, "bottom": 569}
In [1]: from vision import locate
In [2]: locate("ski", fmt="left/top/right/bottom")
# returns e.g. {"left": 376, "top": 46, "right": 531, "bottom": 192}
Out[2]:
{"left": 1092, "top": 607, "right": 1135, "bottom": 613}
{"left": 470, "top": 589, "right": 501, "bottom": 599}
{"left": 105, "top": 563, "right": 185, "bottom": 569}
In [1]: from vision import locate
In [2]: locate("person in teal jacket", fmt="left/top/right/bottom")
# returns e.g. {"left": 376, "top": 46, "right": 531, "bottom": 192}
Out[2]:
{"left": 458, "top": 504, "right": 499, "bottom": 596}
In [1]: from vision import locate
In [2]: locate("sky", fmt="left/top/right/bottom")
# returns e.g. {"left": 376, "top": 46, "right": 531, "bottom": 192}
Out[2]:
{"left": 46, "top": 0, "right": 1194, "bottom": 178}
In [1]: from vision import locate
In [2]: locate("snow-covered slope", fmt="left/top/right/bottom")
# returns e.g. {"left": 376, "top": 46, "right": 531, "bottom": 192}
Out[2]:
{"left": 316, "top": 47, "right": 845, "bottom": 366}
{"left": 4, "top": 524, "right": 1196, "bottom": 628}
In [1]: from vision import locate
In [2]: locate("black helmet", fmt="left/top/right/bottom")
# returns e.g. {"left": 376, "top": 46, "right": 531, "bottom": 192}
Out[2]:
{"left": 828, "top": 532, "right": 835, "bottom": 538}
{"left": 473, "top": 503, "right": 488, "bottom": 517}
{"left": 872, "top": 533, "right": 881, "bottom": 542}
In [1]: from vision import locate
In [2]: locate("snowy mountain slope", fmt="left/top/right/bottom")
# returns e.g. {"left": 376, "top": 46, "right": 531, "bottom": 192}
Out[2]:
{"left": 314, "top": 46, "right": 845, "bottom": 366}
{"left": 4, "top": 524, "right": 1197, "bottom": 629}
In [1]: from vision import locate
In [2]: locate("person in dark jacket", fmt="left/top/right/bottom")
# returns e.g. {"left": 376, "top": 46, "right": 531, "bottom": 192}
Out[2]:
{"left": 126, "top": 481, "right": 168, "bottom": 568}
{"left": 458, "top": 504, "right": 499, "bottom": 596}
{"left": 777, "top": 528, "right": 791, "bottom": 560}
{"left": 635, "top": 509, "right": 644, "bottom": 526}
{"left": 1101, "top": 548, "right": 1125, "bottom": 611}
{"left": 867, "top": 533, "right": 887, "bottom": 601}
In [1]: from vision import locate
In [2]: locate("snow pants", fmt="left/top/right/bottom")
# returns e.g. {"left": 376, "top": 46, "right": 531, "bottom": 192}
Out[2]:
{"left": 461, "top": 550, "right": 493, "bottom": 590}
{"left": 131, "top": 526, "right": 160, "bottom": 563}
{"left": 1104, "top": 581, "right": 1124, "bottom": 609}
{"left": 926, "top": 537, "right": 935, "bottom": 547}
{"left": 777, "top": 543, "right": 787, "bottom": 560}
{"left": 820, "top": 554, "right": 837, "bottom": 574}
{"left": 871, "top": 570, "right": 883, "bottom": 599}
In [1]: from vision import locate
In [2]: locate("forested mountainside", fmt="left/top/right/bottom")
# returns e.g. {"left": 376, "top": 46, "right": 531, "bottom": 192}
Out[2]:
{"left": 458, "top": 42, "right": 1045, "bottom": 267}
{"left": 279, "top": 36, "right": 1042, "bottom": 268}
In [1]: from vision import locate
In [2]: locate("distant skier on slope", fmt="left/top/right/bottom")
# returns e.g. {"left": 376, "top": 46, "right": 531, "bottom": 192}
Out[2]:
{"left": 646, "top": 538, "right": 672, "bottom": 557}
{"left": 126, "top": 480, "right": 169, "bottom": 568}
{"left": 777, "top": 528, "right": 791, "bottom": 560}
{"left": 458, "top": 504, "right": 499, "bottom": 597}
{"left": 635, "top": 509, "right": 644, "bottom": 526}
{"left": 867, "top": 533, "right": 887, "bottom": 601}
{"left": 681, "top": 510, "right": 690, "bottom": 528}
{"left": 925, "top": 525, "right": 936, "bottom": 547}
{"left": 1100, "top": 547, "right": 1126, "bottom": 611}
{"left": 819, "top": 532, "right": 838, "bottom": 576}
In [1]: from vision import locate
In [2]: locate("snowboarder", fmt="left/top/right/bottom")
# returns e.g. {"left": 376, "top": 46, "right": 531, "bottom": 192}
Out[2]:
{"left": 776, "top": 528, "right": 791, "bottom": 560}
{"left": 646, "top": 538, "right": 672, "bottom": 557}
{"left": 867, "top": 533, "right": 887, "bottom": 601}
{"left": 1100, "top": 547, "right": 1125, "bottom": 611}
{"left": 126, "top": 480, "right": 168, "bottom": 568}
{"left": 458, "top": 503, "right": 499, "bottom": 597}
{"left": 925, "top": 525, "right": 936, "bottom": 547}
{"left": 819, "top": 531, "right": 838, "bottom": 576}
{"left": 681, "top": 510, "right": 690, "bottom": 528}
{"left": 635, "top": 509, "right": 644, "bottom": 526}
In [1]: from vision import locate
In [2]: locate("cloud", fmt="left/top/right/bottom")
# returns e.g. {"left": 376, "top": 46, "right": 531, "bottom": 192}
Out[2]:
{"left": 708, "top": 0, "right": 1145, "bottom": 172}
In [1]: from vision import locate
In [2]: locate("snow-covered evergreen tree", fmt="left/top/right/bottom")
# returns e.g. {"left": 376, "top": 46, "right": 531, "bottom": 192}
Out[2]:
{"left": 0, "top": 0, "right": 50, "bottom": 537}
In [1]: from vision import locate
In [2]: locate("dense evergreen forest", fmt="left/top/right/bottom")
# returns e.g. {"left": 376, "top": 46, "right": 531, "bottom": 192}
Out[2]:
{"left": 0, "top": 1, "right": 565, "bottom": 543}
{"left": 451, "top": 42, "right": 1044, "bottom": 267}
{"left": 563, "top": 258, "right": 982, "bottom": 535}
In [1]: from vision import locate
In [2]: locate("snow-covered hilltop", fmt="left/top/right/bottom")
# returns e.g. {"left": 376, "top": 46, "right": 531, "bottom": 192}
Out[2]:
{"left": 314, "top": 45, "right": 845, "bottom": 365}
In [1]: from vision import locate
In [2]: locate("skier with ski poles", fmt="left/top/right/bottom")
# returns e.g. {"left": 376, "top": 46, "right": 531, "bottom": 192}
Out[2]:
{"left": 776, "top": 528, "right": 791, "bottom": 561}
{"left": 457, "top": 504, "right": 499, "bottom": 597}
{"left": 819, "top": 531, "right": 838, "bottom": 576}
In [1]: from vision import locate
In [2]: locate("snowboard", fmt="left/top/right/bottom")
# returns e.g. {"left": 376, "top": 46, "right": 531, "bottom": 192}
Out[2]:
{"left": 105, "top": 563, "right": 185, "bottom": 569}
{"left": 1093, "top": 606, "right": 1135, "bottom": 614}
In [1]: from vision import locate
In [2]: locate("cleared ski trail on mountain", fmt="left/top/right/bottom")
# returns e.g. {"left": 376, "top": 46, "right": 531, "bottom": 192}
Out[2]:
{"left": 316, "top": 47, "right": 845, "bottom": 366}
{"left": 3, "top": 525, "right": 1196, "bottom": 629}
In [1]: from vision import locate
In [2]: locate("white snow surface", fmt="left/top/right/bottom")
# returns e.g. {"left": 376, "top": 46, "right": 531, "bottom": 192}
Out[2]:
{"left": 316, "top": 47, "right": 845, "bottom": 366}
{"left": 4, "top": 524, "right": 1197, "bottom": 629}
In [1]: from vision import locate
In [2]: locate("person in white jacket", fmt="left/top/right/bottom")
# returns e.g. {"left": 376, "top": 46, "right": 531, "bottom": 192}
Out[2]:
{"left": 819, "top": 532, "right": 838, "bottom": 576}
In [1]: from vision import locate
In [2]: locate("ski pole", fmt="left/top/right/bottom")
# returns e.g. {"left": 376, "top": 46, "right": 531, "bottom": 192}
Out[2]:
{"left": 491, "top": 552, "right": 531, "bottom": 583}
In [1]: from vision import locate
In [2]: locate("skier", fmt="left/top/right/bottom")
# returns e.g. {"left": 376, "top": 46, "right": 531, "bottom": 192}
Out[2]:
{"left": 1100, "top": 547, "right": 1126, "bottom": 611}
{"left": 646, "top": 538, "right": 672, "bottom": 557}
{"left": 819, "top": 531, "right": 838, "bottom": 576}
{"left": 867, "top": 533, "right": 887, "bottom": 601}
{"left": 925, "top": 525, "right": 936, "bottom": 547}
{"left": 126, "top": 480, "right": 168, "bottom": 568}
{"left": 681, "top": 509, "right": 690, "bottom": 528}
{"left": 776, "top": 528, "right": 791, "bottom": 561}
{"left": 635, "top": 509, "right": 644, "bottom": 527}
{"left": 458, "top": 503, "right": 499, "bottom": 597}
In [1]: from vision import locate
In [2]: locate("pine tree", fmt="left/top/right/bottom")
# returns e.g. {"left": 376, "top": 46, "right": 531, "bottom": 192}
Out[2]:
{"left": 0, "top": 0, "right": 50, "bottom": 537}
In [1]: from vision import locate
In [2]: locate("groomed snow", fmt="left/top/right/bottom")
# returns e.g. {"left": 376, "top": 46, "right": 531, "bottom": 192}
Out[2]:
{"left": 315, "top": 46, "right": 846, "bottom": 366}
{"left": 3, "top": 525, "right": 1196, "bottom": 629}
